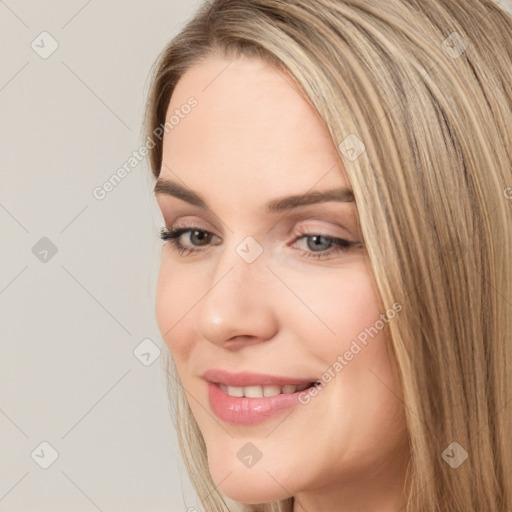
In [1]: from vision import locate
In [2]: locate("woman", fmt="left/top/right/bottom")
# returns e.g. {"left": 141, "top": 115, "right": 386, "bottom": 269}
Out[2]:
{"left": 144, "top": 1, "right": 512, "bottom": 510}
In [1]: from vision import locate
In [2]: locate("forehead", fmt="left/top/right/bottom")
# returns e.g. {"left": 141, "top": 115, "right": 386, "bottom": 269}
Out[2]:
{"left": 161, "top": 53, "right": 349, "bottom": 200}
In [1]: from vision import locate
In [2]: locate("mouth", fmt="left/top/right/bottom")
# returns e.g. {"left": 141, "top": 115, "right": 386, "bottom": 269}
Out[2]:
{"left": 206, "top": 375, "right": 321, "bottom": 425}
{"left": 202, "top": 368, "right": 321, "bottom": 399}
{"left": 216, "top": 381, "right": 319, "bottom": 398}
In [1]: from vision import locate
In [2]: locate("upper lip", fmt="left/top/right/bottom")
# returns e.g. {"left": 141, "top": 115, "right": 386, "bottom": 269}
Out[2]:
{"left": 202, "top": 369, "right": 318, "bottom": 387}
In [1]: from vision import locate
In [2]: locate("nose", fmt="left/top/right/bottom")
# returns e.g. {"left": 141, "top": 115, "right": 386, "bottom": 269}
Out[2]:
{"left": 194, "top": 240, "right": 279, "bottom": 349}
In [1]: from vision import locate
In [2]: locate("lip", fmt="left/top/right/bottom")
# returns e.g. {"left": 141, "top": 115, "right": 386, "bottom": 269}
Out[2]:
{"left": 207, "top": 381, "right": 312, "bottom": 425}
{"left": 202, "top": 368, "right": 318, "bottom": 387}
{"left": 203, "top": 369, "right": 319, "bottom": 425}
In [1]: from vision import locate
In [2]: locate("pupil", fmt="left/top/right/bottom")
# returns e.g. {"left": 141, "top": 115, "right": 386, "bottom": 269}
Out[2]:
{"left": 191, "top": 230, "right": 210, "bottom": 246}
{"left": 307, "top": 235, "right": 332, "bottom": 251}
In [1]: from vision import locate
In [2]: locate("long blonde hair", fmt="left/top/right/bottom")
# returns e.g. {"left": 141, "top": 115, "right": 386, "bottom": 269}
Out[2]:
{"left": 144, "top": 1, "right": 512, "bottom": 510}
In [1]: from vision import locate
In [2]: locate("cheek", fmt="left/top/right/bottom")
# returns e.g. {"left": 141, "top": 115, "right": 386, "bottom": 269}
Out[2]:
{"left": 320, "top": 269, "right": 397, "bottom": 388}
{"left": 282, "top": 263, "right": 382, "bottom": 353}
{"left": 155, "top": 258, "right": 198, "bottom": 356}
{"left": 288, "top": 264, "right": 398, "bottom": 402}
{"left": 328, "top": 274, "right": 380, "bottom": 339}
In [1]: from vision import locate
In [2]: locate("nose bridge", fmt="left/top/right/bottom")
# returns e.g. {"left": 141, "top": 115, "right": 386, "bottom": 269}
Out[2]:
{"left": 195, "top": 234, "right": 277, "bottom": 346}
{"left": 210, "top": 232, "right": 268, "bottom": 292}
{"left": 227, "top": 234, "right": 266, "bottom": 281}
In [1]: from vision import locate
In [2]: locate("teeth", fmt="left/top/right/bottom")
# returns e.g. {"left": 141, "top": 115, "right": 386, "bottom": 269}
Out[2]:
{"left": 282, "top": 384, "right": 297, "bottom": 394}
{"left": 227, "top": 385, "right": 244, "bottom": 397}
{"left": 244, "top": 385, "right": 264, "bottom": 398}
{"left": 219, "top": 383, "right": 312, "bottom": 397}
{"left": 263, "top": 385, "right": 281, "bottom": 397}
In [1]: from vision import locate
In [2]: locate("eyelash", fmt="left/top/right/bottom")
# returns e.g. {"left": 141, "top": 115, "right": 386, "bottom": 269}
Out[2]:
{"left": 159, "top": 226, "right": 361, "bottom": 261}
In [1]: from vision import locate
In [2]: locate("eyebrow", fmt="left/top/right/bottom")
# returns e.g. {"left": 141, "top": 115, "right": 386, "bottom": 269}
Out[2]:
{"left": 154, "top": 178, "right": 354, "bottom": 213}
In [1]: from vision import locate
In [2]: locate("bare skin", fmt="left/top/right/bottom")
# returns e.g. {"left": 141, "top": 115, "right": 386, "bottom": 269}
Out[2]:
{"left": 154, "top": 51, "right": 409, "bottom": 511}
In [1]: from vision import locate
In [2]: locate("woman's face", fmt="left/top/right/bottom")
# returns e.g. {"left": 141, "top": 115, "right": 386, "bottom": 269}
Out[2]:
{"left": 155, "top": 53, "right": 409, "bottom": 509}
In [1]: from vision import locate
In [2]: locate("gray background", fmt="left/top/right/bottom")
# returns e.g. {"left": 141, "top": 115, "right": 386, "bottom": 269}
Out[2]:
{"left": 0, "top": 1, "right": 206, "bottom": 511}
{"left": 1, "top": 1, "right": 511, "bottom": 512}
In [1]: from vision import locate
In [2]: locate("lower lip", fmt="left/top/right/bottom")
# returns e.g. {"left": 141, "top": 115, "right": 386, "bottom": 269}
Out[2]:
{"left": 207, "top": 382, "right": 307, "bottom": 425}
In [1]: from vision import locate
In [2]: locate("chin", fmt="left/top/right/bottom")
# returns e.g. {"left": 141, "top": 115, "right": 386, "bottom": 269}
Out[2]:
{"left": 208, "top": 461, "right": 294, "bottom": 504}
{"left": 217, "top": 479, "right": 290, "bottom": 505}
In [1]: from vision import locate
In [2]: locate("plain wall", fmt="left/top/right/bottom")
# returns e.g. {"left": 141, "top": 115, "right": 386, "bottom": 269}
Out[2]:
{"left": 0, "top": 1, "right": 205, "bottom": 511}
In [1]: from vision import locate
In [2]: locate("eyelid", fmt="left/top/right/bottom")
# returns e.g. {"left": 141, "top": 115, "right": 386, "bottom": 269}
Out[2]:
{"left": 289, "top": 218, "right": 357, "bottom": 238}
{"left": 164, "top": 216, "right": 220, "bottom": 234}
{"left": 166, "top": 217, "right": 357, "bottom": 241}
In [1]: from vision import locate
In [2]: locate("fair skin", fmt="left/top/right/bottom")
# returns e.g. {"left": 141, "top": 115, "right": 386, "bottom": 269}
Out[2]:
{"left": 154, "top": 52, "right": 410, "bottom": 511}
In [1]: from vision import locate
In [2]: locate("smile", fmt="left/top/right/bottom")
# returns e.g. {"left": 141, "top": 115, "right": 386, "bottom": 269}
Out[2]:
{"left": 219, "top": 382, "right": 315, "bottom": 398}
{"left": 203, "top": 369, "right": 321, "bottom": 425}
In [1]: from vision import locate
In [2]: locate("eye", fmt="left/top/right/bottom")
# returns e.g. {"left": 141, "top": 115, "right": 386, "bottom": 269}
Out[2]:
{"left": 179, "top": 229, "right": 211, "bottom": 246}
{"left": 291, "top": 232, "right": 361, "bottom": 260}
{"left": 303, "top": 235, "right": 335, "bottom": 251}
{"left": 160, "top": 226, "right": 220, "bottom": 255}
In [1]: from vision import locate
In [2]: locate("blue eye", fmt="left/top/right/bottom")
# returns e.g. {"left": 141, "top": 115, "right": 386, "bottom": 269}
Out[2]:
{"left": 292, "top": 233, "right": 359, "bottom": 260}
{"left": 304, "top": 234, "right": 337, "bottom": 252}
